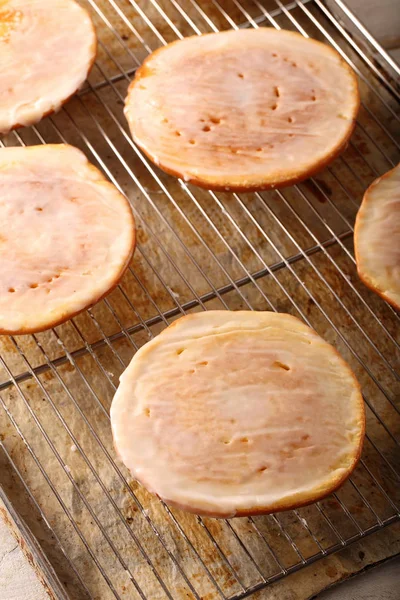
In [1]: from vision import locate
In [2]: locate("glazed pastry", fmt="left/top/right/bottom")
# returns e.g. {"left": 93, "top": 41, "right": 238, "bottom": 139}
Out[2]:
{"left": 125, "top": 28, "right": 359, "bottom": 191}
{"left": 0, "top": 0, "right": 96, "bottom": 133}
{"left": 355, "top": 163, "right": 400, "bottom": 310}
{"left": 0, "top": 144, "right": 135, "bottom": 334}
{"left": 111, "top": 311, "right": 365, "bottom": 517}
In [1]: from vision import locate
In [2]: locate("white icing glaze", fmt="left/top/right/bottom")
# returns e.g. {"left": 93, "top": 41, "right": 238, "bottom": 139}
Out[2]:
{"left": 124, "top": 28, "right": 359, "bottom": 190}
{"left": 0, "top": 144, "right": 135, "bottom": 333}
{"left": 0, "top": 0, "right": 96, "bottom": 133}
{"left": 111, "top": 311, "right": 364, "bottom": 517}
{"left": 355, "top": 163, "right": 400, "bottom": 309}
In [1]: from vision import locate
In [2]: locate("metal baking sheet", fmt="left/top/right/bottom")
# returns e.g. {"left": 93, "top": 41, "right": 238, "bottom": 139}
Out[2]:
{"left": 0, "top": 1, "right": 399, "bottom": 599}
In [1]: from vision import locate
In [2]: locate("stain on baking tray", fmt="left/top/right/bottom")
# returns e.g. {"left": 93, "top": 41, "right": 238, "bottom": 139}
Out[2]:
{"left": 303, "top": 179, "right": 328, "bottom": 203}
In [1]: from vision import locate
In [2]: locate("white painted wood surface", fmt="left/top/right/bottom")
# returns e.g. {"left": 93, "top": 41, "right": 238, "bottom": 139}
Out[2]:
{"left": 318, "top": 556, "right": 400, "bottom": 600}
{"left": 0, "top": 504, "right": 51, "bottom": 600}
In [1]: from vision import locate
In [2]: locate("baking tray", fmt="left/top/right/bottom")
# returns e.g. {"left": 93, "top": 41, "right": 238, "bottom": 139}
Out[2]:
{"left": 0, "top": 1, "right": 399, "bottom": 599}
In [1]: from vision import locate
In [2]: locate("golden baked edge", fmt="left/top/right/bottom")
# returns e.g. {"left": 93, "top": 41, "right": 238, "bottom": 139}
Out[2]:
{"left": 112, "top": 312, "right": 366, "bottom": 518}
{"left": 354, "top": 164, "right": 400, "bottom": 311}
{"left": 125, "top": 31, "right": 360, "bottom": 192}
{"left": 0, "top": 144, "right": 136, "bottom": 336}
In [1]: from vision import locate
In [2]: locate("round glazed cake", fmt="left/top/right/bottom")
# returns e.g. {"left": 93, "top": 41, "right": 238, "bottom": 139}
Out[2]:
{"left": 355, "top": 163, "right": 400, "bottom": 310}
{"left": 125, "top": 28, "right": 359, "bottom": 191}
{"left": 0, "top": 0, "right": 97, "bottom": 133}
{"left": 0, "top": 144, "right": 135, "bottom": 334}
{"left": 111, "top": 311, "right": 365, "bottom": 517}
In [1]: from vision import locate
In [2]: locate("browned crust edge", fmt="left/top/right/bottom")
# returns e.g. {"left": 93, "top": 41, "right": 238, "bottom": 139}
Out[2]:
{"left": 125, "top": 29, "right": 360, "bottom": 192}
{"left": 0, "top": 144, "right": 136, "bottom": 335}
{"left": 113, "top": 311, "right": 366, "bottom": 518}
{"left": 354, "top": 163, "right": 400, "bottom": 312}
{"left": 2, "top": 0, "right": 98, "bottom": 135}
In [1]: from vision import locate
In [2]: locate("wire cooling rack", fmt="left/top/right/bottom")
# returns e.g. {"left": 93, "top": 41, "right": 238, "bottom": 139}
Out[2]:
{"left": 0, "top": 1, "right": 399, "bottom": 599}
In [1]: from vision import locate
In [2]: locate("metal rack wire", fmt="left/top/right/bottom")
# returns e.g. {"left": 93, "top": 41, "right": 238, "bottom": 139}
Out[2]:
{"left": 0, "top": 1, "right": 399, "bottom": 599}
